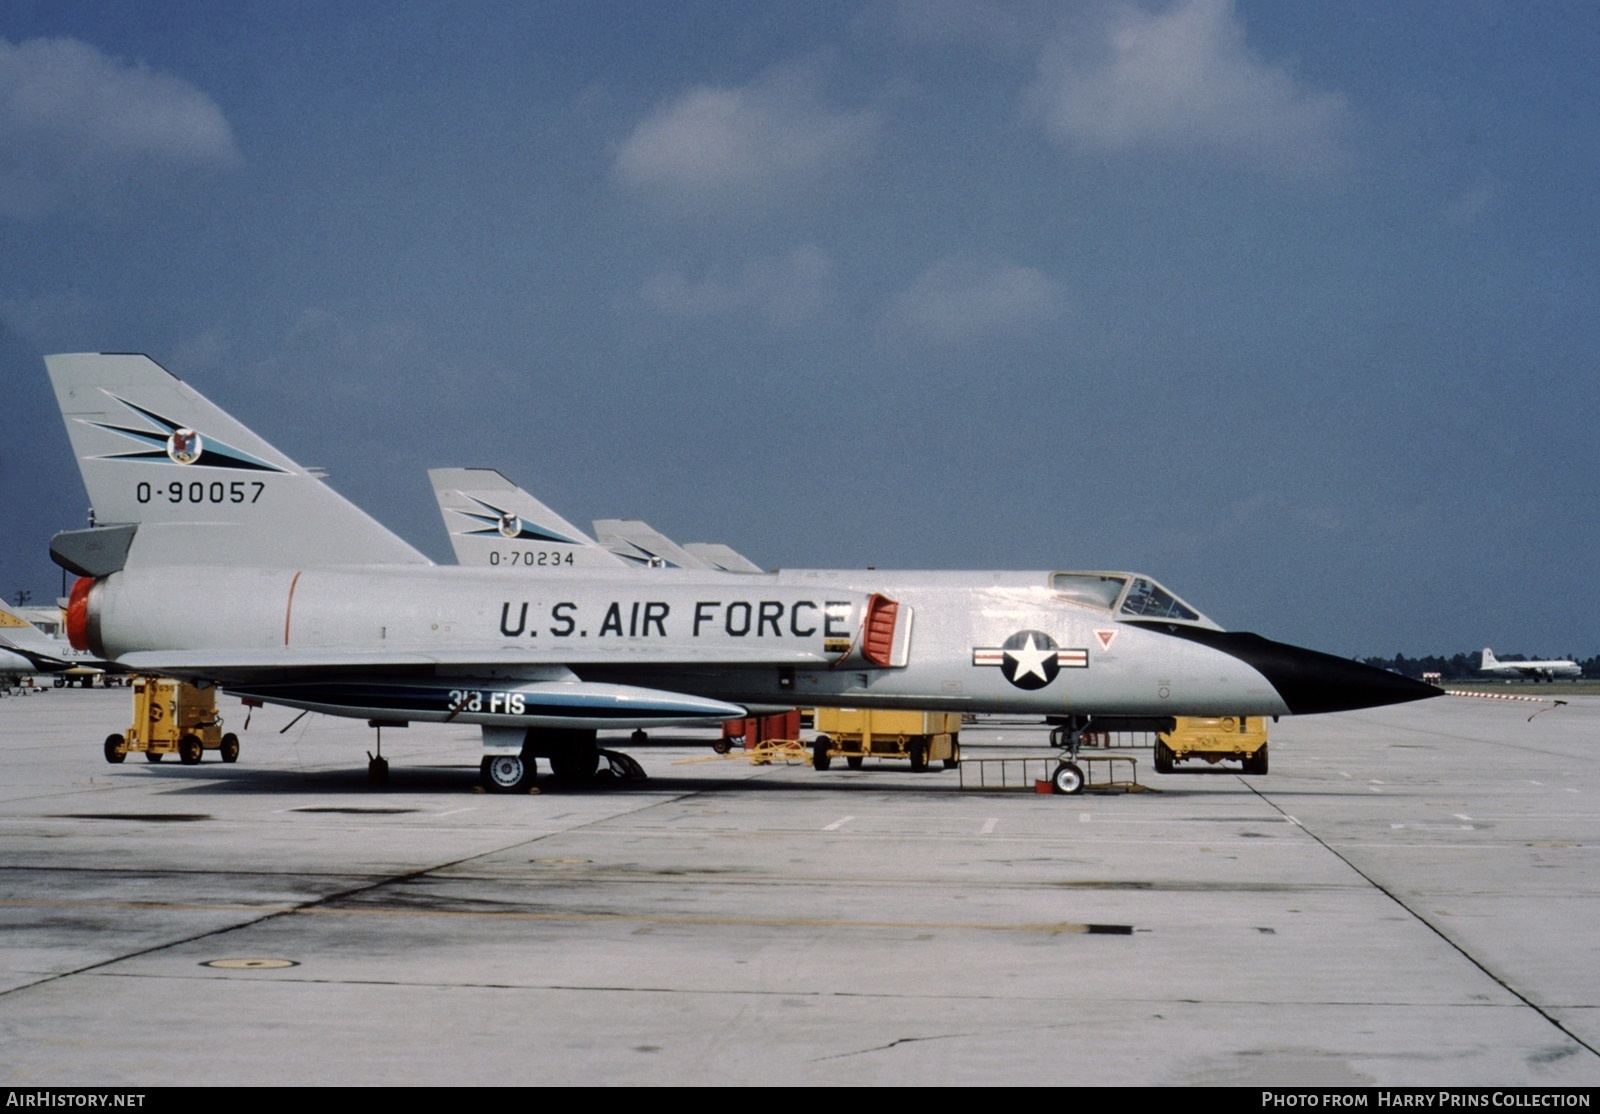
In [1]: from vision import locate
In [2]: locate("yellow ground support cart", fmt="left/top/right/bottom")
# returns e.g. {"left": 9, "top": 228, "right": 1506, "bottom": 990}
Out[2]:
{"left": 1153, "top": 715, "right": 1267, "bottom": 775}
{"left": 102, "top": 677, "right": 238, "bottom": 766}
{"left": 812, "top": 708, "right": 960, "bottom": 772}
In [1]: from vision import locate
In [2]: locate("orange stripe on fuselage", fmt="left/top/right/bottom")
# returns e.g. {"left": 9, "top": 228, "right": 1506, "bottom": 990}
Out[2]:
{"left": 284, "top": 571, "right": 302, "bottom": 646}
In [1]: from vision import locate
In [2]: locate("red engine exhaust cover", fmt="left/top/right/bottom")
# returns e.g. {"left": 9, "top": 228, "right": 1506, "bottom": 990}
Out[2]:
{"left": 66, "top": 577, "right": 95, "bottom": 652}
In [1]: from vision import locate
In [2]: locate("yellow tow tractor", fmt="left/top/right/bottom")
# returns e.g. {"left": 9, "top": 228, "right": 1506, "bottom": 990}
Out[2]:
{"left": 811, "top": 708, "right": 961, "bottom": 772}
{"left": 1152, "top": 715, "right": 1268, "bottom": 775}
{"left": 103, "top": 676, "right": 239, "bottom": 766}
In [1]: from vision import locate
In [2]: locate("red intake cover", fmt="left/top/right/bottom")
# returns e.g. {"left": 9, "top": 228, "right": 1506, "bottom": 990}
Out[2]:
{"left": 66, "top": 577, "right": 94, "bottom": 651}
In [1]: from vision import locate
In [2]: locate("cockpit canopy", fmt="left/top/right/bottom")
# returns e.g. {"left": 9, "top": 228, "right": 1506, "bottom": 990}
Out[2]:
{"left": 1050, "top": 572, "right": 1219, "bottom": 629}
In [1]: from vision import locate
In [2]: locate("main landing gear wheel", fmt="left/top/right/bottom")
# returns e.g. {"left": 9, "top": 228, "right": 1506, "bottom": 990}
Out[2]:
{"left": 103, "top": 733, "right": 127, "bottom": 764}
{"left": 598, "top": 749, "right": 648, "bottom": 781}
{"left": 219, "top": 733, "right": 240, "bottom": 763}
{"left": 367, "top": 754, "right": 389, "bottom": 785}
{"left": 481, "top": 754, "right": 536, "bottom": 793}
{"left": 178, "top": 733, "right": 204, "bottom": 765}
{"left": 549, "top": 741, "right": 599, "bottom": 782}
{"left": 1052, "top": 761, "right": 1085, "bottom": 795}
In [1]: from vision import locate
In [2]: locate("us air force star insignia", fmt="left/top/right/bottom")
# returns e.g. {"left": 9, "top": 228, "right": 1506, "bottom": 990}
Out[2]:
{"left": 971, "top": 630, "right": 1089, "bottom": 690}
{"left": 497, "top": 512, "right": 522, "bottom": 539}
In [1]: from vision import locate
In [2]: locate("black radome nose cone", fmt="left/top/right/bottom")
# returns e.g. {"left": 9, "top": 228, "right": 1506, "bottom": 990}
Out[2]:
{"left": 1233, "top": 636, "right": 1443, "bottom": 714}
{"left": 1127, "top": 624, "right": 1443, "bottom": 715}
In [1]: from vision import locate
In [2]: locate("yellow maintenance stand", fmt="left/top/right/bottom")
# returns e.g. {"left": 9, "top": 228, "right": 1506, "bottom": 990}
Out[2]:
{"left": 103, "top": 677, "right": 238, "bottom": 766}
{"left": 812, "top": 708, "right": 961, "bottom": 772}
{"left": 1153, "top": 715, "right": 1268, "bottom": 775}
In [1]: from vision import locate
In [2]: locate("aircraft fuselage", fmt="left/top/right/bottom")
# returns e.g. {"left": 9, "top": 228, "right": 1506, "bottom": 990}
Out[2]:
{"left": 75, "top": 564, "right": 1428, "bottom": 725}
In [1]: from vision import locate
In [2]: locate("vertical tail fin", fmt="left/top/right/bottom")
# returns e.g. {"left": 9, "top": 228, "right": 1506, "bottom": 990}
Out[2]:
{"left": 0, "top": 599, "right": 84, "bottom": 670}
{"left": 681, "top": 542, "right": 765, "bottom": 574}
{"left": 592, "top": 519, "right": 712, "bottom": 570}
{"left": 427, "top": 468, "right": 625, "bottom": 569}
{"left": 1481, "top": 648, "right": 1497, "bottom": 669}
{"left": 46, "top": 353, "right": 430, "bottom": 569}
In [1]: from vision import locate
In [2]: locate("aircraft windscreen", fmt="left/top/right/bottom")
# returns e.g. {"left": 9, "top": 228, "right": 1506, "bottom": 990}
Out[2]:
{"left": 1050, "top": 573, "right": 1127, "bottom": 610}
{"left": 1118, "top": 577, "right": 1200, "bottom": 622}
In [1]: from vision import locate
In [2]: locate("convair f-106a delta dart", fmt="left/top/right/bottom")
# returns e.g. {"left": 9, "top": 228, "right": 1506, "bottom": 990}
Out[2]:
{"left": 44, "top": 353, "right": 1440, "bottom": 792}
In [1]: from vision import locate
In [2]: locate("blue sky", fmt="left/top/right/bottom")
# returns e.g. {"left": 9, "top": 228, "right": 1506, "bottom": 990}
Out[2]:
{"left": 1, "top": 1, "right": 1595, "bottom": 657}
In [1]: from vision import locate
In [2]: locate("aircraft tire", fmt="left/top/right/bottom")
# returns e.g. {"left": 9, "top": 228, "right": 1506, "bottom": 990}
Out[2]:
{"left": 178, "top": 734, "right": 203, "bottom": 765}
{"left": 481, "top": 754, "right": 535, "bottom": 793}
{"left": 599, "top": 749, "right": 647, "bottom": 781}
{"left": 1053, "top": 762, "right": 1085, "bottom": 795}
{"left": 220, "top": 733, "right": 240, "bottom": 763}
{"left": 549, "top": 740, "right": 599, "bottom": 781}
{"left": 812, "top": 739, "right": 831, "bottom": 770}
{"left": 103, "top": 733, "right": 127, "bottom": 764}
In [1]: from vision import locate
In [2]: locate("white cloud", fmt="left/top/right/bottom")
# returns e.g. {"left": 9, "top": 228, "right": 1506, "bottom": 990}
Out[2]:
{"left": 0, "top": 36, "right": 241, "bottom": 218}
{"left": 616, "top": 60, "right": 880, "bottom": 213}
{"left": 1026, "top": 0, "right": 1349, "bottom": 176}
{"left": 885, "top": 255, "right": 1066, "bottom": 343}
{"left": 642, "top": 245, "right": 834, "bottom": 327}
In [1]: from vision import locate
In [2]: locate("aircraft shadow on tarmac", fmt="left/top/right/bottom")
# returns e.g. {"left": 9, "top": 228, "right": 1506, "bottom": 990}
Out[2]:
{"left": 99, "top": 757, "right": 1272, "bottom": 797}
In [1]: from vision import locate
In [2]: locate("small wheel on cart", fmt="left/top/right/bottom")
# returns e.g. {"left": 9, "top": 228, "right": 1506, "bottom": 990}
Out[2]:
{"left": 1052, "top": 761, "right": 1085, "bottom": 795}
{"left": 943, "top": 740, "right": 960, "bottom": 771}
{"left": 1242, "top": 743, "right": 1268, "bottom": 776}
{"left": 1153, "top": 739, "right": 1174, "bottom": 774}
{"left": 846, "top": 755, "right": 864, "bottom": 769}
{"left": 712, "top": 738, "right": 732, "bottom": 754}
{"left": 909, "top": 740, "right": 928, "bottom": 772}
{"left": 177, "top": 733, "right": 204, "bottom": 765}
{"left": 103, "top": 733, "right": 127, "bottom": 764}
{"left": 145, "top": 750, "right": 163, "bottom": 763}
{"left": 219, "top": 733, "right": 240, "bottom": 763}
{"left": 812, "top": 738, "right": 832, "bottom": 771}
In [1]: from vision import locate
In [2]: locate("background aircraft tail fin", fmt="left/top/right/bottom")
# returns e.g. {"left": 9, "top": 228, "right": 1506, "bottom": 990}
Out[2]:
{"left": 46, "top": 353, "right": 431, "bottom": 569}
{"left": 681, "top": 542, "right": 764, "bottom": 574}
{"left": 592, "top": 519, "right": 711, "bottom": 570}
{"left": 428, "top": 468, "right": 626, "bottom": 568}
{"left": 0, "top": 599, "right": 57, "bottom": 654}
{"left": 1481, "top": 648, "right": 1498, "bottom": 668}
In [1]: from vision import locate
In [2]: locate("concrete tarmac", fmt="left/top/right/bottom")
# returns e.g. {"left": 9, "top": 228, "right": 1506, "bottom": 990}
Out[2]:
{"left": 1, "top": 687, "right": 1596, "bottom": 1086}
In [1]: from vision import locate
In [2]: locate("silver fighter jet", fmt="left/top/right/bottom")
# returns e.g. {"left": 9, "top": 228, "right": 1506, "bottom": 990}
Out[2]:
{"left": 45, "top": 353, "right": 1440, "bottom": 791}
